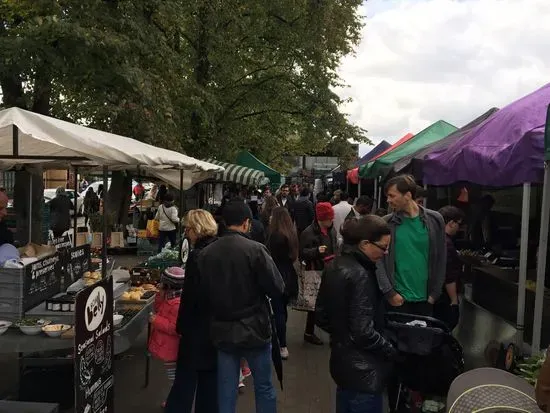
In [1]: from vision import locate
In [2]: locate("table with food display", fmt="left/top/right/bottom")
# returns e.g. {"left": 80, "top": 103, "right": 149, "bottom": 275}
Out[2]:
{"left": 458, "top": 248, "right": 550, "bottom": 350}
{"left": 0, "top": 243, "right": 163, "bottom": 355}
{"left": 0, "top": 240, "right": 180, "bottom": 411}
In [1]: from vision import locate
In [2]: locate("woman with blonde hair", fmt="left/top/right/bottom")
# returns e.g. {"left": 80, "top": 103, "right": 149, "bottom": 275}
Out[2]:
{"left": 165, "top": 209, "right": 218, "bottom": 413}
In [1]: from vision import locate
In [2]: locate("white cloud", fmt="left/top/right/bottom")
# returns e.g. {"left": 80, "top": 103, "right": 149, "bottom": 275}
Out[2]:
{"left": 337, "top": 0, "right": 550, "bottom": 156}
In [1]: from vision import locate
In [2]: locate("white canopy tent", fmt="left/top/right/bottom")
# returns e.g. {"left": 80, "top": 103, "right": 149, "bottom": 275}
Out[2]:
{"left": 0, "top": 107, "right": 224, "bottom": 255}
{"left": 0, "top": 107, "right": 223, "bottom": 179}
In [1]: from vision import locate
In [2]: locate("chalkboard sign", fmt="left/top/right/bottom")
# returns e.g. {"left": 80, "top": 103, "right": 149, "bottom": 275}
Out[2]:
{"left": 23, "top": 254, "right": 62, "bottom": 311}
{"left": 74, "top": 277, "right": 114, "bottom": 413}
{"left": 66, "top": 244, "right": 91, "bottom": 285}
{"left": 50, "top": 235, "right": 72, "bottom": 250}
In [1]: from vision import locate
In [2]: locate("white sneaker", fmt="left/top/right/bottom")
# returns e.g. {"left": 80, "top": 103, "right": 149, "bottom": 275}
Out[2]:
{"left": 280, "top": 347, "right": 289, "bottom": 360}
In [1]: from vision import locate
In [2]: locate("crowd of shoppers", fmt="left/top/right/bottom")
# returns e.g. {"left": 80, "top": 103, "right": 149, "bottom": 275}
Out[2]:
{"left": 144, "top": 175, "right": 466, "bottom": 413}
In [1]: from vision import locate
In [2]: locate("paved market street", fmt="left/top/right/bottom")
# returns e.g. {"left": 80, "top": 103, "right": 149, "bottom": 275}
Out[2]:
{"left": 110, "top": 310, "right": 334, "bottom": 413}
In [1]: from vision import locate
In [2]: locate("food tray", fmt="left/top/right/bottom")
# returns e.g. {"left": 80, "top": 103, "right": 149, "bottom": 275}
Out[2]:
{"left": 115, "top": 308, "right": 141, "bottom": 330}
{"left": 116, "top": 290, "right": 156, "bottom": 305}
{"left": 130, "top": 267, "right": 161, "bottom": 286}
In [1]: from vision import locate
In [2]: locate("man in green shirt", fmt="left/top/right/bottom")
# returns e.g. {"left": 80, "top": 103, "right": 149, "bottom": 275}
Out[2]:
{"left": 377, "top": 175, "right": 446, "bottom": 316}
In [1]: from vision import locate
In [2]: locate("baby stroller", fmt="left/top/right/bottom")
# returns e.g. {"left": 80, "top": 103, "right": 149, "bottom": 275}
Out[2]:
{"left": 384, "top": 312, "right": 465, "bottom": 412}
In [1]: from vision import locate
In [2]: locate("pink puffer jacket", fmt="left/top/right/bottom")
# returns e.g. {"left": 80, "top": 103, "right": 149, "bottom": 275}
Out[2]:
{"left": 148, "top": 293, "right": 181, "bottom": 362}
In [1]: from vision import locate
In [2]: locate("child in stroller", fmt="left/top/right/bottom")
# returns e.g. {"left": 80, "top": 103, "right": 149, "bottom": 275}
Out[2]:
{"left": 384, "top": 312, "right": 464, "bottom": 412}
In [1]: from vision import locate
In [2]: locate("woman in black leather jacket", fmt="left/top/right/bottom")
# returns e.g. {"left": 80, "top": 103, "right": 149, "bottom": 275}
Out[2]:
{"left": 315, "top": 216, "right": 396, "bottom": 413}
{"left": 165, "top": 209, "right": 218, "bottom": 413}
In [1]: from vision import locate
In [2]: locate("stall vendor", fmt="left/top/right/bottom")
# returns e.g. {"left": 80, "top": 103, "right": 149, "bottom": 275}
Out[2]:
{"left": 0, "top": 192, "right": 13, "bottom": 246}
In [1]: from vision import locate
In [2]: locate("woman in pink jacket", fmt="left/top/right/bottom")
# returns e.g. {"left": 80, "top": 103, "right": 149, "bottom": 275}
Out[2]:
{"left": 148, "top": 267, "right": 185, "bottom": 407}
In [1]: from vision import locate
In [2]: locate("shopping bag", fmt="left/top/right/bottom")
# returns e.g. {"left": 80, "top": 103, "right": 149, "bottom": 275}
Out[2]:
{"left": 292, "top": 266, "right": 322, "bottom": 312}
{"left": 146, "top": 219, "right": 160, "bottom": 238}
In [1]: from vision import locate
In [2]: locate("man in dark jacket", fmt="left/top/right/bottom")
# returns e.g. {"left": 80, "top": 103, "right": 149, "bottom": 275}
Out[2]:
{"left": 376, "top": 175, "right": 446, "bottom": 316}
{"left": 293, "top": 187, "right": 315, "bottom": 236}
{"left": 49, "top": 187, "right": 74, "bottom": 237}
{"left": 434, "top": 206, "right": 464, "bottom": 330}
{"left": 0, "top": 192, "right": 13, "bottom": 246}
{"left": 199, "top": 200, "right": 284, "bottom": 413}
{"left": 299, "top": 202, "right": 337, "bottom": 345}
{"left": 276, "top": 184, "right": 295, "bottom": 220}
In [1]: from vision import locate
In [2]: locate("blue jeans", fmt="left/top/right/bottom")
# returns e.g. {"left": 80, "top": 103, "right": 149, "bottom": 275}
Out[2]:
{"left": 336, "top": 388, "right": 383, "bottom": 413}
{"left": 218, "top": 344, "right": 276, "bottom": 413}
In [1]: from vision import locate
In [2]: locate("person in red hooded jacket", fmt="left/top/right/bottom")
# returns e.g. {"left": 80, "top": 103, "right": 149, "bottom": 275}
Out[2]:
{"left": 299, "top": 202, "right": 337, "bottom": 345}
{"left": 148, "top": 267, "right": 185, "bottom": 408}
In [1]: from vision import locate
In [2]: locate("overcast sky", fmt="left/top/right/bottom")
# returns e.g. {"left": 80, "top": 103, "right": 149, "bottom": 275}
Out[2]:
{"left": 336, "top": 0, "right": 550, "bottom": 156}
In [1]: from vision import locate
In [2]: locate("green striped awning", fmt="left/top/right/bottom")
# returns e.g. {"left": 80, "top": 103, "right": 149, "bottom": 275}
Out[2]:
{"left": 205, "top": 158, "right": 266, "bottom": 186}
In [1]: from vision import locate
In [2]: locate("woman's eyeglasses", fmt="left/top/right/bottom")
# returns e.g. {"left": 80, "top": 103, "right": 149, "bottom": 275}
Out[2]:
{"left": 370, "top": 241, "right": 389, "bottom": 253}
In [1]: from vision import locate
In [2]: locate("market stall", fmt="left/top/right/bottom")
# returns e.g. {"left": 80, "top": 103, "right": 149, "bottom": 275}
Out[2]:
{"left": 422, "top": 82, "right": 550, "bottom": 353}
{"left": 392, "top": 108, "right": 499, "bottom": 179}
{"left": 361, "top": 120, "right": 457, "bottom": 182}
{"left": 154, "top": 157, "right": 268, "bottom": 211}
{"left": 359, "top": 132, "right": 414, "bottom": 208}
{"left": 0, "top": 107, "right": 223, "bottom": 409}
{"left": 533, "top": 104, "right": 550, "bottom": 355}
{"left": 236, "top": 151, "right": 283, "bottom": 190}
{"left": 346, "top": 140, "right": 391, "bottom": 199}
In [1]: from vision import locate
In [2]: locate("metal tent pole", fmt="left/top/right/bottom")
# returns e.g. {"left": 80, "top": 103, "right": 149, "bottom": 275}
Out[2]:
{"left": 533, "top": 164, "right": 550, "bottom": 354}
{"left": 358, "top": 179, "right": 362, "bottom": 197}
{"left": 102, "top": 166, "right": 108, "bottom": 279}
{"left": 373, "top": 178, "right": 377, "bottom": 205}
{"left": 377, "top": 178, "right": 382, "bottom": 209}
{"left": 28, "top": 172, "right": 32, "bottom": 243}
{"left": 73, "top": 166, "right": 78, "bottom": 247}
{"left": 516, "top": 182, "right": 531, "bottom": 350}
{"left": 423, "top": 183, "right": 428, "bottom": 209}
{"left": 179, "top": 169, "right": 184, "bottom": 240}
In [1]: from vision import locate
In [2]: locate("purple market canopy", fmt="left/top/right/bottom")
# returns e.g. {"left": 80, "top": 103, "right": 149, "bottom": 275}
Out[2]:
{"left": 392, "top": 108, "right": 498, "bottom": 180}
{"left": 423, "top": 83, "right": 550, "bottom": 186}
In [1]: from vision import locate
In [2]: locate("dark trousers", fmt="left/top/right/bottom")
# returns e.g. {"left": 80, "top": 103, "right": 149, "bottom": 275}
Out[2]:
{"left": 271, "top": 296, "right": 288, "bottom": 347}
{"left": 388, "top": 301, "right": 433, "bottom": 317}
{"left": 336, "top": 388, "right": 383, "bottom": 413}
{"left": 305, "top": 311, "right": 316, "bottom": 335}
{"left": 165, "top": 364, "right": 217, "bottom": 413}
{"left": 434, "top": 302, "right": 460, "bottom": 331}
{"left": 158, "top": 229, "right": 177, "bottom": 252}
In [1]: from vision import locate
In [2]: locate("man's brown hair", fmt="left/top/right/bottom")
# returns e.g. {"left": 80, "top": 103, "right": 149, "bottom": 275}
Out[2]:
{"left": 384, "top": 174, "right": 417, "bottom": 198}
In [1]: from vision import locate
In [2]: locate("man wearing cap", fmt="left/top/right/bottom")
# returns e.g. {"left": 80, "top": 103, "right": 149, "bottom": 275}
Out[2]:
{"left": 0, "top": 192, "right": 13, "bottom": 246}
{"left": 199, "top": 199, "right": 284, "bottom": 413}
{"left": 299, "top": 202, "right": 337, "bottom": 345}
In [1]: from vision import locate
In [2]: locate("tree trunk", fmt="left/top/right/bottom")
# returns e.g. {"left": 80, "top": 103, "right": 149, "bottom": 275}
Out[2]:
{"left": 14, "top": 168, "right": 44, "bottom": 245}
{"left": 105, "top": 171, "right": 132, "bottom": 230}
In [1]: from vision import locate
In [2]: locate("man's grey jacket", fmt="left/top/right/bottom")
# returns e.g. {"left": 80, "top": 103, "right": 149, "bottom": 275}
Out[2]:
{"left": 376, "top": 206, "right": 447, "bottom": 301}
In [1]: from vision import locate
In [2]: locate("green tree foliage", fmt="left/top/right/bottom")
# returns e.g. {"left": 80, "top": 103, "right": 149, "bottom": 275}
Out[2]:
{"left": 1, "top": 0, "right": 368, "bottom": 172}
